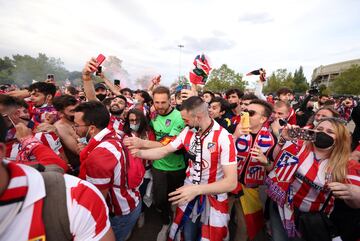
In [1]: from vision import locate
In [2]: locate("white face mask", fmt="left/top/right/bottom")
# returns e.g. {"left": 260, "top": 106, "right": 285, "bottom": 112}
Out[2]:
{"left": 313, "top": 120, "right": 319, "bottom": 127}
{"left": 130, "top": 123, "right": 140, "bottom": 132}
{"left": 78, "top": 127, "right": 90, "bottom": 145}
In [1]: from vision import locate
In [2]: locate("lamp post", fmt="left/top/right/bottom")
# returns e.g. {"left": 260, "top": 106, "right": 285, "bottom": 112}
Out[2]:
{"left": 178, "top": 44, "right": 184, "bottom": 81}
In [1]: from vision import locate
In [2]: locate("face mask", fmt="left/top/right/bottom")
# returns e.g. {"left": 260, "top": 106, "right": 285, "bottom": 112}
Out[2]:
{"left": 314, "top": 132, "right": 334, "bottom": 149}
{"left": 78, "top": 127, "right": 90, "bottom": 145}
{"left": 96, "top": 94, "right": 107, "bottom": 101}
{"left": 175, "top": 104, "right": 182, "bottom": 111}
{"left": 130, "top": 123, "right": 140, "bottom": 132}
{"left": 133, "top": 99, "right": 139, "bottom": 105}
{"left": 313, "top": 120, "right": 319, "bottom": 127}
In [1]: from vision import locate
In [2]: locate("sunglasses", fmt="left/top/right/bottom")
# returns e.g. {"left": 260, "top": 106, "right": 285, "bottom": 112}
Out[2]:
{"left": 244, "top": 109, "right": 257, "bottom": 117}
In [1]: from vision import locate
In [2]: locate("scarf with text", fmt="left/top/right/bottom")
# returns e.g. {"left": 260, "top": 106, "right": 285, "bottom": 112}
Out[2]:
{"left": 236, "top": 126, "right": 275, "bottom": 186}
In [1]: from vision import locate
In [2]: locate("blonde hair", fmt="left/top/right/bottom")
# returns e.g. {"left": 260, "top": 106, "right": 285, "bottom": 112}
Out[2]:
{"left": 309, "top": 119, "right": 351, "bottom": 182}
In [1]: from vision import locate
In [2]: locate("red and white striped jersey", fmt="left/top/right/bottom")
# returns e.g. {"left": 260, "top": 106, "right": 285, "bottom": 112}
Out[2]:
{"left": 85, "top": 128, "right": 140, "bottom": 216}
{"left": 5, "top": 131, "right": 63, "bottom": 161}
{"left": 291, "top": 153, "right": 360, "bottom": 213}
{"left": 108, "top": 114, "right": 125, "bottom": 135}
{"left": 170, "top": 121, "right": 237, "bottom": 187}
{"left": 0, "top": 161, "right": 111, "bottom": 241}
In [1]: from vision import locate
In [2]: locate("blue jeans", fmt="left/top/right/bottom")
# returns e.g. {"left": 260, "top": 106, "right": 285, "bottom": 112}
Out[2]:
{"left": 183, "top": 217, "right": 201, "bottom": 241}
{"left": 110, "top": 202, "right": 142, "bottom": 241}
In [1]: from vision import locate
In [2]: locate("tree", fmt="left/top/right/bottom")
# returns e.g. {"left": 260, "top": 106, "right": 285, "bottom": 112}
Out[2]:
{"left": 293, "top": 66, "right": 309, "bottom": 93}
{"left": 0, "top": 57, "right": 15, "bottom": 84}
{"left": 263, "top": 69, "right": 295, "bottom": 94}
{"left": 331, "top": 65, "right": 360, "bottom": 95}
{"left": 0, "top": 53, "right": 69, "bottom": 87}
{"left": 204, "top": 64, "right": 246, "bottom": 92}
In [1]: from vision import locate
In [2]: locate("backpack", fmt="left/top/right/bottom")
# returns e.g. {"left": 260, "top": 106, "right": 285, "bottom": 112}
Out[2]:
{"left": 122, "top": 144, "right": 145, "bottom": 189}
{"left": 41, "top": 171, "right": 72, "bottom": 241}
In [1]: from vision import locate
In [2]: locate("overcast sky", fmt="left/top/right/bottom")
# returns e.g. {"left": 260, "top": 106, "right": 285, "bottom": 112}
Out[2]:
{"left": 1, "top": 0, "right": 360, "bottom": 86}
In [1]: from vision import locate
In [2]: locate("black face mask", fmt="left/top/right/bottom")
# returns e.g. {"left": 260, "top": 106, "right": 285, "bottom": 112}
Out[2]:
{"left": 176, "top": 104, "right": 182, "bottom": 111}
{"left": 314, "top": 132, "right": 334, "bottom": 149}
{"left": 96, "top": 94, "right": 107, "bottom": 101}
{"left": 229, "top": 103, "right": 238, "bottom": 109}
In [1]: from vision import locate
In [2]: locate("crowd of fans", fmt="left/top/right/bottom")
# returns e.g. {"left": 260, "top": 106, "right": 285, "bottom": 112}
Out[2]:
{"left": 0, "top": 57, "right": 360, "bottom": 241}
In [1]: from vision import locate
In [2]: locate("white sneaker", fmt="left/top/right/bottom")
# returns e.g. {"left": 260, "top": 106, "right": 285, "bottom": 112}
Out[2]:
{"left": 137, "top": 212, "right": 145, "bottom": 228}
{"left": 156, "top": 224, "right": 169, "bottom": 241}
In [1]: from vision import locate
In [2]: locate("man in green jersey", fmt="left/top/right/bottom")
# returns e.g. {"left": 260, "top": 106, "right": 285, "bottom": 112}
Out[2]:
{"left": 124, "top": 86, "right": 186, "bottom": 241}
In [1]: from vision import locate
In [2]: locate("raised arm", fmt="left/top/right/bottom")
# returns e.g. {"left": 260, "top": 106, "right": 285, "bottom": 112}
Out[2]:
{"left": 82, "top": 58, "right": 99, "bottom": 101}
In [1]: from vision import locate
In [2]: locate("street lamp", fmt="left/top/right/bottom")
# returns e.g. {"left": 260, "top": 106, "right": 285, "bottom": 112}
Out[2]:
{"left": 178, "top": 44, "right": 184, "bottom": 81}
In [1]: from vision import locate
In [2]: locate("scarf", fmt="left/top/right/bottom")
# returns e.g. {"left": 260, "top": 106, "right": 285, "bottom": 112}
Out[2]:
{"left": 236, "top": 126, "right": 275, "bottom": 186}
{"left": 79, "top": 128, "right": 118, "bottom": 179}
{"left": 265, "top": 143, "right": 313, "bottom": 237}
{"left": 31, "top": 104, "right": 58, "bottom": 124}
{"left": 0, "top": 161, "right": 28, "bottom": 236}
{"left": 168, "top": 195, "right": 229, "bottom": 241}
{"left": 337, "top": 101, "right": 357, "bottom": 122}
{"left": 188, "top": 121, "right": 215, "bottom": 185}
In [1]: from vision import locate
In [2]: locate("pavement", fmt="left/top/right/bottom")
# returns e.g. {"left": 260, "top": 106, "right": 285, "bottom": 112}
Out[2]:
{"left": 129, "top": 207, "right": 163, "bottom": 241}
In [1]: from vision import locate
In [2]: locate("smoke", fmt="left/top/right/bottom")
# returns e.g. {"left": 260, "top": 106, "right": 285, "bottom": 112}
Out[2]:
{"left": 102, "top": 56, "right": 131, "bottom": 88}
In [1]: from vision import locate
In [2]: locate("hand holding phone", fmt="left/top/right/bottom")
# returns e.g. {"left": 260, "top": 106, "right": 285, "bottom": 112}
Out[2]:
{"left": 114, "top": 79, "right": 120, "bottom": 86}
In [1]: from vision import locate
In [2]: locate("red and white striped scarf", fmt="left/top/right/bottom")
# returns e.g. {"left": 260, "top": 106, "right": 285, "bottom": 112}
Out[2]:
{"left": 0, "top": 161, "right": 28, "bottom": 235}
{"left": 79, "top": 128, "right": 120, "bottom": 179}
{"left": 168, "top": 194, "right": 229, "bottom": 241}
{"left": 236, "top": 126, "right": 275, "bottom": 186}
{"left": 266, "top": 143, "right": 333, "bottom": 237}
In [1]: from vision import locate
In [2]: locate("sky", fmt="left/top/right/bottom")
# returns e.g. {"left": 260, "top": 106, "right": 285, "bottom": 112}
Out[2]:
{"left": 1, "top": 0, "right": 360, "bottom": 87}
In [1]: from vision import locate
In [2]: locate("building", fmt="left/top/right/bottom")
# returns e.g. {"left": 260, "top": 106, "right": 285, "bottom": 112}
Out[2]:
{"left": 311, "top": 58, "right": 360, "bottom": 87}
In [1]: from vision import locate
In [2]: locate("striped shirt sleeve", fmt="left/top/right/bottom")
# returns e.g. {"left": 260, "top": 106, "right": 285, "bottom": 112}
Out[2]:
{"left": 219, "top": 132, "right": 237, "bottom": 165}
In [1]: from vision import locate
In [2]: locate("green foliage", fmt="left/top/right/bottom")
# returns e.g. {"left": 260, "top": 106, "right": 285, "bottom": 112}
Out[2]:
{"left": 0, "top": 53, "right": 69, "bottom": 86}
{"left": 293, "top": 66, "right": 309, "bottom": 93}
{"left": 330, "top": 65, "right": 360, "bottom": 95}
{"left": 263, "top": 66, "right": 308, "bottom": 94}
{"left": 204, "top": 64, "right": 246, "bottom": 92}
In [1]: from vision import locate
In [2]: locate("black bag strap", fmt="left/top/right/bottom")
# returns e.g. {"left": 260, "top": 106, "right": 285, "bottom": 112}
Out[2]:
{"left": 320, "top": 192, "right": 333, "bottom": 213}
{"left": 41, "top": 172, "right": 72, "bottom": 241}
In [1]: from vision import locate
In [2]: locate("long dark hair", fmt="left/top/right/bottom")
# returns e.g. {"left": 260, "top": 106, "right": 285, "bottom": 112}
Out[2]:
{"left": 123, "top": 108, "right": 149, "bottom": 138}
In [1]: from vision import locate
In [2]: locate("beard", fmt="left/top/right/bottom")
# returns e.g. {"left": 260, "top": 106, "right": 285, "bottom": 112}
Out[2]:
{"left": 64, "top": 114, "right": 74, "bottom": 122}
{"left": 110, "top": 105, "right": 124, "bottom": 116}
{"left": 229, "top": 103, "right": 238, "bottom": 109}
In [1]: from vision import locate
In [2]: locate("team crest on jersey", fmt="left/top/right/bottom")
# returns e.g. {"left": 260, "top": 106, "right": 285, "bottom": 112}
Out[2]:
{"left": 277, "top": 151, "right": 298, "bottom": 168}
{"left": 165, "top": 119, "right": 171, "bottom": 127}
{"left": 207, "top": 142, "right": 217, "bottom": 153}
{"left": 249, "top": 166, "right": 261, "bottom": 174}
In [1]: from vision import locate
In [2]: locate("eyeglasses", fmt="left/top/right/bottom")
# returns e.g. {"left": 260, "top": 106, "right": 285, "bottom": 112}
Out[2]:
{"left": 244, "top": 109, "right": 258, "bottom": 117}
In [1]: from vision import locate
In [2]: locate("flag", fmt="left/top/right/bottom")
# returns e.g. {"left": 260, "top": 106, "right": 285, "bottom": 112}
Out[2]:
{"left": 246, "top": 68, "right": 266, "bottom": 82}
{"left": 189, "top": 54, "right": 211, "bottom": 85}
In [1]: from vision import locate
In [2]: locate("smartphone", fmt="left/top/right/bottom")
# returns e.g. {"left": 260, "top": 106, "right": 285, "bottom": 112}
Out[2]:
{"left": 288, "top": 127, "right": 316, "bottom": 141}
{"left": 96, "top": 66, "right": 102, "bottom": 76}
{"left": 114, "top": 79, "right": 120, "bottom": 86}
{"left": 95, "top": 54, "right": 106, "bottom": 68}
